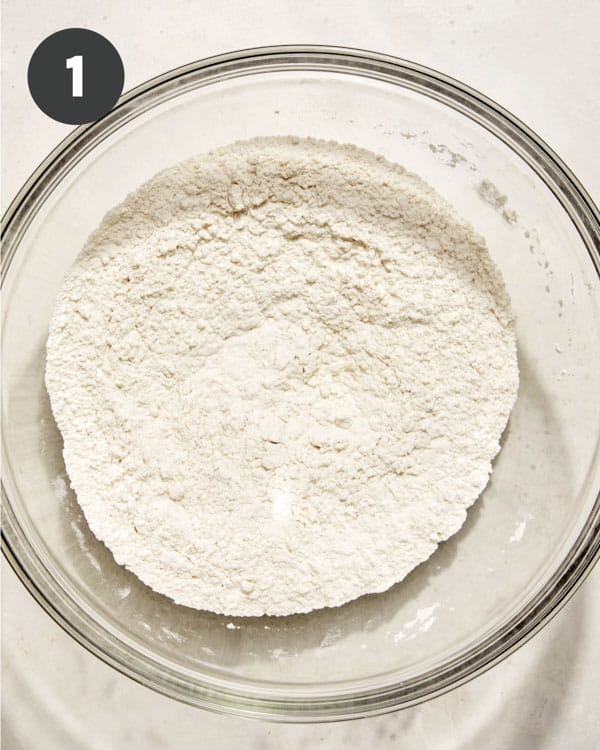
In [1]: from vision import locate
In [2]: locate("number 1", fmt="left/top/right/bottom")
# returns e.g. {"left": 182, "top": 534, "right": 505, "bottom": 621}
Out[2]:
{"left": 66, "top": 55, "right": 83, "bottom": 97}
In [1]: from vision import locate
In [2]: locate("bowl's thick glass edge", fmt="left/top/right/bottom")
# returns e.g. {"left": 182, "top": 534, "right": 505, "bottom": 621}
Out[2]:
{"left": 2, "top": 45, "right": 600, "bottom": 720}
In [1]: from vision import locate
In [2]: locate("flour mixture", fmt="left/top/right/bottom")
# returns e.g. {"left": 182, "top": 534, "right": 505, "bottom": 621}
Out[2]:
{"left": 46, "top": 137, "right": 519, "bottom": 616}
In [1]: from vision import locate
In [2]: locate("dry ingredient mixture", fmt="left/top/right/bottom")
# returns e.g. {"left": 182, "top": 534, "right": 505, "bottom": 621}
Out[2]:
{"left": 46, "top": 137, "right": 519, "bottom": 616}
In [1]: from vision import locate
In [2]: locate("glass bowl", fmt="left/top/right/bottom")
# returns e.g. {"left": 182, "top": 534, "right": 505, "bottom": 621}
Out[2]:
{"left": 2, "top": 46, "right": 599, "bottom": 722}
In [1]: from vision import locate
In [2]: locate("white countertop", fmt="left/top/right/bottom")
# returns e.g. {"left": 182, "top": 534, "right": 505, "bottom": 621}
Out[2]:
{"left": 2, "top": 1, "right": 599, "bottom": 747}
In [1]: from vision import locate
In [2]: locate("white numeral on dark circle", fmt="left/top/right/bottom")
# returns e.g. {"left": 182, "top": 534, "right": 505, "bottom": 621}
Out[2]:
{"left": 66, "top": 55, "right": 83, "bottom": 97}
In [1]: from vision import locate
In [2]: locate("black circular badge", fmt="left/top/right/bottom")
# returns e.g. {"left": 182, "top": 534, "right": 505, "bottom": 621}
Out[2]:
{"left": 28, "top": 28, "right": 124, "bottom": 125}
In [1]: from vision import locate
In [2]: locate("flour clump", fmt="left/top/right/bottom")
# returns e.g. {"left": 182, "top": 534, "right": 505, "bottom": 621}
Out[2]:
{"left": 46, "top": 137, "right": 519, "bottom": 616}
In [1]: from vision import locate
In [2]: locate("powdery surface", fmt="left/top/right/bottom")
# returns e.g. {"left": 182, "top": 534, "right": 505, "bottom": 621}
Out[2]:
{"left": 46, "top": 137, "right": 519, "bottom": 616}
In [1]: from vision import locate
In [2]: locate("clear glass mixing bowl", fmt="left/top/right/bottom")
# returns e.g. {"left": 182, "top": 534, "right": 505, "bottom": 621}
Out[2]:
{"left": 2, "top": 46, "right": 599, "bottom": 721}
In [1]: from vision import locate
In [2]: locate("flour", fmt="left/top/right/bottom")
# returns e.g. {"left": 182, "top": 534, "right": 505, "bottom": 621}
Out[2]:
{"left": 477, "top": 179, "right": 518, "bottom": 224}
{"left": 46, "top": 137, "right": 519, "bottom": 616}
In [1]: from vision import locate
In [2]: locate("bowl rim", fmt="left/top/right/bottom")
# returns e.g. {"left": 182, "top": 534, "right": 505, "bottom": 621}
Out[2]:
{"left": 2, "top": 44, "right": 599, "bottom": 722}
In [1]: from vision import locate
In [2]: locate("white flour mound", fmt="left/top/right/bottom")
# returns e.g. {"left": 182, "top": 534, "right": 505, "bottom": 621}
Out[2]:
{"left": 46, "top": 137, "right": 519, "bottom": 616}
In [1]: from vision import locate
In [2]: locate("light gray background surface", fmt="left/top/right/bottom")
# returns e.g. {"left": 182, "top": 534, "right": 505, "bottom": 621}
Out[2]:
{"left": 2, "top": 1, "right": 599, "bottom": 748}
